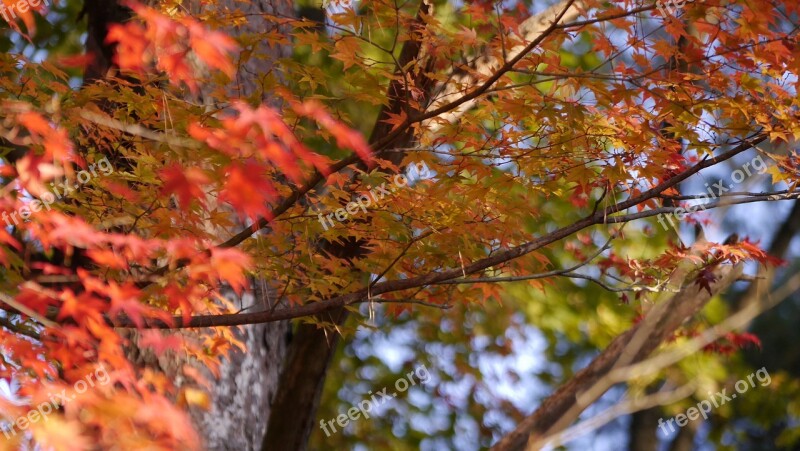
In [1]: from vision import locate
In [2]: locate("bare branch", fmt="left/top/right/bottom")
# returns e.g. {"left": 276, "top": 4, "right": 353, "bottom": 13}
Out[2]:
{"left": 367, "top": 298, "right": 452, "bottom": 310}
{"left": 107, "top": 135, "right": 766, "bottom": 329}
{"left": 537, "top": 382, "right": 697, "bottom": 449}
{"left": 434, "top": 235, "right": 615, "bottom": 285}
{"left": 490, "top": 258, "right": 743, "bottom": 450}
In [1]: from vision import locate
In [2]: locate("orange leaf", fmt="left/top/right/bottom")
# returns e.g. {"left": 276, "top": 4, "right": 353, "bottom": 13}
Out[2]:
{"left": 185, "top": 20, "right": 237, "bottom": 77}
{"left": 160, "top": 164, "right": 210, "bottom": 210}
{"left": 138, "top": 330, "right": 183, "bottom": 356}
{"left": 209, "top": 247, "right": 252, "bottom": 294}
{"left": 219, "top": 161, "right": 277, "bottom": 221}
{"left": 86, "top": 249, "right": 129, "bottom": 269}
{"left": 1, "top": 0, "right": 43, "bottom": 38}
{"left": 32, "top": 418, "right": 92, "bottom": 451}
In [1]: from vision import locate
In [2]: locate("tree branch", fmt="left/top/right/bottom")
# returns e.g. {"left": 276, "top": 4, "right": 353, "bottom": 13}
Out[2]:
{"left": 528, "top": 269, "right": 800, "bottom": 450}
{"left": 540, "top": 381, "right": 697, "bottom": 449}
{"left": 108, "top": 135, "right": 766, "bottom": 329}
{"left": 0, "top": 314, "right": 41, "bottom": 341}
{"left": 489, "top": 260, "right": 744, "bottom": 450}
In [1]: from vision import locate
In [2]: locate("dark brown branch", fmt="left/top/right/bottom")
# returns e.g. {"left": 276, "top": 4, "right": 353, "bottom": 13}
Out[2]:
{"left": 108, "top": 135, "right": 765, "bottom": 329}
{"left": 0, "top": 314, "right": 41, "bottom": 341}
{"left": 431, "top": 236, "right": 655, "bottom": 292}
{"left": 436, "top": 235, "right": 615, "bottom": 285}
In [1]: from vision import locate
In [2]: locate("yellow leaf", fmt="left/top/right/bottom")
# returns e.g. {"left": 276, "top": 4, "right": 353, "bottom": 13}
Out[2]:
{"left": 178, "top": 387, "right": 211, "bottom": 410}
{"left": 331, "top": 37, "right": 361, "bottom": 70}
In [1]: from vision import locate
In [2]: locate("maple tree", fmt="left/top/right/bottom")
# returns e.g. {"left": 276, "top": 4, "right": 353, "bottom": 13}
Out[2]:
{"left": 0, "top": 0, "right": 800, "bottom": 450}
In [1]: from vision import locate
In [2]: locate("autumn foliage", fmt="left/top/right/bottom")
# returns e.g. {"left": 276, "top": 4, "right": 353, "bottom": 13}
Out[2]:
{"left": 0, "top": 0, "right": 799, "bottom": 449}
{"left": 0, "top": 3, "right": 374, "bottom": 447}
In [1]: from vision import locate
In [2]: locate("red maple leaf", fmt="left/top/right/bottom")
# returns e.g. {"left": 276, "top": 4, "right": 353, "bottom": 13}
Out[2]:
{"left": 138, "top": 330, "right": 184, "bottom": 356}
{"left": 160, "top": 164, "right": 210, "bottom": 210}
{"left": 219, "top": 161, "right": 277, "bottom": 221}
{"left": 694, "top": 267, "right": 718, "bottom": 296}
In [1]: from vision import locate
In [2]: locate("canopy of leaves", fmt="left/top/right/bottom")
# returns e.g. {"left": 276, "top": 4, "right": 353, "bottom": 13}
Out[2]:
{"left": 0, "top": 0, "right": 799, "bottom": 449}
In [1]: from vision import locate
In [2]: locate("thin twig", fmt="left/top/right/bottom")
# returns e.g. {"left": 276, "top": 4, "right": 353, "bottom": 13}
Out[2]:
{"left": 433, "top": 238, "right": 614, "bottom": 285}
{"left": 0, "top": 315, "right": 41, "bottom": 341}
{"left": 534, "top": 382, "right": 697, "bottom": 449}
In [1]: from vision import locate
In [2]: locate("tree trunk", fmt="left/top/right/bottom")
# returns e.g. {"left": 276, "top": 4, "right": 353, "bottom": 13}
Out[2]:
{"left": 181, "top": 2, "right": 295, "bottom": 448}
{"left": 627, "top": 407, "right": 661, "bottom": 451}
{"left": 186, "top": 292, "right": 291, "bottom": 450}
{"left": 82, "top": 1, "right": 294, "bottom": 449}
{"left": 668, "top": 426, "right": 696, "bottom": 451}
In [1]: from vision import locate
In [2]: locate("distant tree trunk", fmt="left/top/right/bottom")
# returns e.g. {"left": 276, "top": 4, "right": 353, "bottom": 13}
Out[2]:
{"left": 668, "top": 426, "right": 695, "bottom": 451}
{"left": 627, "top": 407, "right": 661, "bottom": 451}
{"left": 82, "top": 1, "right": 294, "bottom": 449}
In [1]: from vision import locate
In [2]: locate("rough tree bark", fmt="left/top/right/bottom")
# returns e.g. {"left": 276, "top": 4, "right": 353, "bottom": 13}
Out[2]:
{"left": 82, "top": 1, "right": 294, "bottom": 449}
{"left": 182, "top": 2, "right": 295, "bottom": 448}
